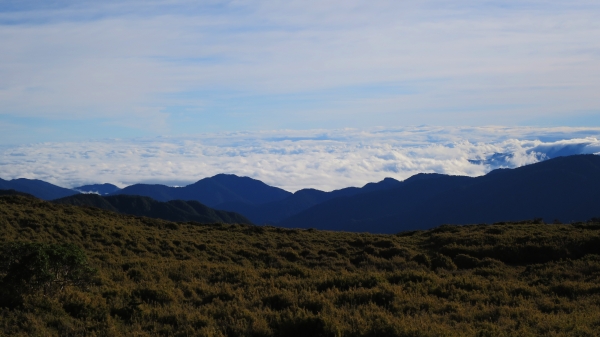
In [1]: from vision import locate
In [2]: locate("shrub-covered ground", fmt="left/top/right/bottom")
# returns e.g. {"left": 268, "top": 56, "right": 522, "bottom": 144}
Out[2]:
{"left": 1, "top": 194, "right": 600, "bottom": 336}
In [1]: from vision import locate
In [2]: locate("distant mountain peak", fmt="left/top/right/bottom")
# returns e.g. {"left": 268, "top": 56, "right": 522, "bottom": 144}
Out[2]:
{"left": 403, "top": 172, "right": 449, "bottom": 182}
{"left": 111, "top": 173, "right": 291, "bottom": 207}
{"left": 0, "top": 177, "right": 79, "bottom": 200}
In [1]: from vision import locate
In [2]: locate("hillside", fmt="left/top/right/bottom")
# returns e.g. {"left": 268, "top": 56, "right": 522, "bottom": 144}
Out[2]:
{"left": 0, "top": 189, "right": 34, "bottom": 197}
{"left": 280, "top": 155, "right": 600, "bottom": 232}
{"left": 53, "top": 193, "right": 252, "bottom": 224}
{"left": 1, "top": 194, "right": 600, "bottom": 336}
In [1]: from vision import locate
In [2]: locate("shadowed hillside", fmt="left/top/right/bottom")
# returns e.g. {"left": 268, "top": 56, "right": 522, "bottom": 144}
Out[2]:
{"left": 53, "top": 193, "right": 252, "bottom": 224}
{"left": 0, "top": 189, "right": 34, "bottom": 197}
{"left": 1, "top": 194, "right": 600, "bottom": 336}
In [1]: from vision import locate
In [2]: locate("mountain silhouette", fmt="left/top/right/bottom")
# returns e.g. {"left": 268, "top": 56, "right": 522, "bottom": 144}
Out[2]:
{"left": 74, "top": 183, "right": 121, "bottom": 195}
{"left": 111, "top": 174, "right": 291, "bottom": 207}
{"left": 214, "top": 177, "right": 401, "bottom": 224}
{"left": 0, "top": 178, "right": 78, "bottom": 200}
{"left": 54, "top": 194, "right": 251, "bottom": 224}
{"left": 279, "top": 155, "right": 600, "bottom": 233}
{"left": 5, "top": 154, "right": 600, "bottom": 232}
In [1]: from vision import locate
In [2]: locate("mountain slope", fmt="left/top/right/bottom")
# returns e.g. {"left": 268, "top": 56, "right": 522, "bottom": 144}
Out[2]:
{"left": 214, "top": 177, "right": 402, "bottom": 224}
{"left": 111, "top": 174, "right": 291, "bottom": 207}
{"left": 53, "top": 193, "right": 252, "bottom": 224}
{"left": 0, "top": 178, "right": 78, "bottom": 200}
{"left": 279, "top": 155, "right": 600, "bottom": 233}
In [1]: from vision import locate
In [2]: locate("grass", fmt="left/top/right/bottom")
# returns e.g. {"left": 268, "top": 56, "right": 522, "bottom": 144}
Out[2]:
{"left": 1, "top": 195, "right": 600, "bottom": 336}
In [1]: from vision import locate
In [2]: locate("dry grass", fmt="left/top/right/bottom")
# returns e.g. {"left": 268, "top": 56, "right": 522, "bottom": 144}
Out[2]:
{"left": 1, "top": 195, "right": 600, "bottom": 336}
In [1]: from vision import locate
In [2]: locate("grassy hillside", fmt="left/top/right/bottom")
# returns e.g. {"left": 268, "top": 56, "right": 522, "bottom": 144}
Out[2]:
{"left": 53, "top": 193, "right": 252, "bottom": 225}
{"left": 1, "top": 195, "right": 600, "bottom": 336}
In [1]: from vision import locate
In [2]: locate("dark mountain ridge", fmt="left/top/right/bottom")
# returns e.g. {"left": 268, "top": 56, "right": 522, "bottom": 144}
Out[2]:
{"left": 4, "top": 154, "right": 600, "bottom": 233}
{"left": 279, "top": 154, "right": 600, "bottom": 233}
{"left": 111, "top": 174, "right": 292, "bottom": 207}
{"left": 0, "top": 178, "right": 78, "bottom": 200}
{"left": 213, "top": 177, "right": 402, "bottom": 224}
{"left": 53, "top": 193, "right": 252, "bottom": 224}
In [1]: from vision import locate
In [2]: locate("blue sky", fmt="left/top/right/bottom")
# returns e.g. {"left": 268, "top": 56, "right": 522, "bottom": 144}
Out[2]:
{"left": 1, "top": 0, "right": 599, "bottom": 145}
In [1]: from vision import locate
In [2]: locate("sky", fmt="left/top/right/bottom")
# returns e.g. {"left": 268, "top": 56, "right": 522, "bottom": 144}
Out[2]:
{"left": 0, "top": 1, "right": 599, "bottom": 190}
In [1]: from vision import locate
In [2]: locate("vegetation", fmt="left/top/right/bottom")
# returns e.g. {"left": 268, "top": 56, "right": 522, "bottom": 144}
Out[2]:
{"left": 0, "top": 242, "right": 96, "bottom": 307}
{"left": 53, "top": 193, "right": 252, "bottom": 225}
{"left": 1, "top": 194, "right": 600, "bottom": 336}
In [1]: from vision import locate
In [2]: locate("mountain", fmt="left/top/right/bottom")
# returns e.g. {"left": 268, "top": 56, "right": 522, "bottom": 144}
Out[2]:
{"left": 279, "top": 154, "right": 600, "bottom": 233}
{"left": 213, "top": 177, "right": 402, "bottom": 224}
{"left": 53, "top": 193, "right": 252, "bottom": 224}
{"left": 0, "top": 178, "right": 78, "bottom": 200}
{"left": 111, "top": 174, "right": 291, "bottom": 207}
{"left": 73, "top": 183, "right": 121, "bottom": 195}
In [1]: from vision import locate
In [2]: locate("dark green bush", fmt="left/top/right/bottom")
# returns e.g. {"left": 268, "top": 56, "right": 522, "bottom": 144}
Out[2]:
{"left": 431, "top": 254, "right": 457, "bottom": 271}
{"left": 0, "top": 242, "right": 95, "bottom": 304}
{"left": 453, "top": 254, "right": 480, "bottom": 269}
{"left": 262, "top": 294, "right": 294, "bottom": 311}
{"left": 411, "top": 253, "right": 431, "bottom": 268}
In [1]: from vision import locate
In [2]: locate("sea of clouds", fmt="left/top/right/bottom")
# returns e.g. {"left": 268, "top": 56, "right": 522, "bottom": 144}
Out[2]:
{"left": 1, "top": 126, "right": 599, "bottom": 192}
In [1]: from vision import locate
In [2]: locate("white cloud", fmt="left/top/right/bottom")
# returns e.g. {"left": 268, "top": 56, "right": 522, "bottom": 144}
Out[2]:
{"left": 0, "top": 126, "right": 598, "bottom": 192}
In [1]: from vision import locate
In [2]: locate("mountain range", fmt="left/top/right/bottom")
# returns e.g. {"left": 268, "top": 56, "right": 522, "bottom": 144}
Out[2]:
{"left": 111, "top": 174, "right": 291, "bottom": 207}
{"left": 279, "top": 154, "right": 600, "bottom": 232}
{"left": 2, "top": 154, "right": 600, "bottom": 233}
{"left": 213, "top": 177, "right": 402, "bottom": 224}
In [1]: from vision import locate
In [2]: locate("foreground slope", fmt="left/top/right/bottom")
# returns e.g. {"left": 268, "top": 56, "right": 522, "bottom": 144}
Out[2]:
{"left": 1, "top": 195, "right": 600, "bottom": 336}
{"left": 53, "top": 193, "right": 252, "bottom": 224}
{"left": 281, "top": 155, "right": 600, "bottom": 232}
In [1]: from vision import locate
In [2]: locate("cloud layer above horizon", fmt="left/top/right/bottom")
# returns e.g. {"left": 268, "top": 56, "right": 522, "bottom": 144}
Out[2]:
{"left": 1, "top": 0, "right": 600, "bottom": 143}
{"left": 1, "top": 126, "right": 599, "bottom": 192}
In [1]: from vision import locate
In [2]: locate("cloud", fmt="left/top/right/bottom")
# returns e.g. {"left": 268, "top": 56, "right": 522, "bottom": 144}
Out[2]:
{"left": 0, "top": 0, "right": 599, "bottom": 137}
{"left": 0, "top": 126, "right": 598, "bottom": 192}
